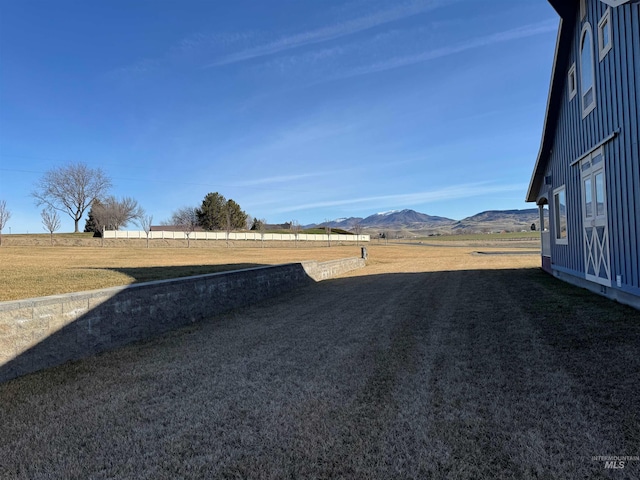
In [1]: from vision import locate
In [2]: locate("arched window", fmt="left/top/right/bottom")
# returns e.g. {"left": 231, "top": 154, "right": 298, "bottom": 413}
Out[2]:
{"left": 580, "top": 24, "right": 596, "bottom": 117}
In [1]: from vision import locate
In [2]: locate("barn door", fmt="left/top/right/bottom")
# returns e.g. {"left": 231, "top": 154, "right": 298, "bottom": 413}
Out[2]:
{"left": 581, "top": 148, "right": 611, "bottom": 287}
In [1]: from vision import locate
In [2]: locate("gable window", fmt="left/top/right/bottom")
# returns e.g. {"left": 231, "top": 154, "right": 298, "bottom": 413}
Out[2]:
{"left": 568, "top": 63, "right": 577, "bottom": 100}
{"left": 598, "top": 8, "right": 612, "bottom": 60}
{"left": 553, "top": 186, "right": 568, "bottom": 245}
{"left": 580, "top": 24, "right": 596, "bottom": 117}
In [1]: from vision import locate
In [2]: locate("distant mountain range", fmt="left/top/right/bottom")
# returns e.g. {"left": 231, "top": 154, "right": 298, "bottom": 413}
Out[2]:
{"left": 305, "top": 208, "right": 546, "bottom": 234}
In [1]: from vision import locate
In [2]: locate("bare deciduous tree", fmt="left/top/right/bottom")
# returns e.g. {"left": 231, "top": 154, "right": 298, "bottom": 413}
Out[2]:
{"left": 324, "top": 221, "right": 331, "bottom": 247}
{"left": 92, "top": 196, "right": 143, "bottom": 233}
{"left": 171, "top": 207, "right": 199, "bottom": 247}
{"left": 259, "top": 218, "right": 267, "bottom": 248}
{"left": 0, "top": 200, "right": 11, "bottom": 247}
{"left": 291, "top": 220, "right": 301, "bottom": 248}
{"left": 41, "top": 208, "right": 61, "bottom": 246}
{"left": 32, "top": 162, "right": 112, "bottom": 233}
{"left": 353, "top": 222, "right": 363, "bottom": 246}
{"left": 225, "top": 206, "right": 231, "bottom": 248}
{"left": 136, "top": 212, "right": 153, "bottom": 248}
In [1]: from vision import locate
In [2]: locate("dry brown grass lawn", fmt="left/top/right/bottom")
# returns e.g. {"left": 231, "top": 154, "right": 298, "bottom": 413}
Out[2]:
{"left": 3, "top": 238, "right": 637, "bottom": 479}
{"left": 0, "top": 240, "right": 360, "bottom": 302}
{"left": 0, "top": 236, "right": 538, "bottom": 301}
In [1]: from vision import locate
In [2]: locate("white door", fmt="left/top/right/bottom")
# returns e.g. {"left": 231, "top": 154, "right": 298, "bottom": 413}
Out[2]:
{"left": 581, "top": 148, "right": 611, "bottom": 287}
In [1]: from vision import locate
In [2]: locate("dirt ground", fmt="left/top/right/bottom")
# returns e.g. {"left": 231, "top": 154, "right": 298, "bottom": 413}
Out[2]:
{"left": 1, "top": 245, "right": 639, "bottom": 479}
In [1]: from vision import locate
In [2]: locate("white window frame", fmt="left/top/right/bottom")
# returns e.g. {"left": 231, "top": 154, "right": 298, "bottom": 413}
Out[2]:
{"left": 580, "top": 23, "right": 596, "bottom": 118}
{"left": 568, "top": 63, "right": 577, "bottom": 100}
{"left": 580, "top": 0, "right": 587, "bottom": 20}
{"left": 580, "top": 147, "right": 610, "bottom": 286}
{"left": 553, "top": 186, "right": 568, "bottom": 245}
{"left": 598, "top": 8, "right": 612, "bottom": 61}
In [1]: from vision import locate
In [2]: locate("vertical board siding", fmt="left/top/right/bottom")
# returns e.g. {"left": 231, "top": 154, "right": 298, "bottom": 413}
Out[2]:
{"left": 626, "top": 4, "right": 639, "bottom": 292}
{"left": 620, "top": 3, "right": 640, "bottom": 292}
{"left": 544, "top": 1, "right": 640, "bottom": 294}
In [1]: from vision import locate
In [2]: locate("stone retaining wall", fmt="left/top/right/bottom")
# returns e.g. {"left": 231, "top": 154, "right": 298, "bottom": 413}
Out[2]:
{"left": 301, "top": 257, "right": 366, "bottom": 281}
{"left": 0, "top": 257, "right": 365, "bottom": 383}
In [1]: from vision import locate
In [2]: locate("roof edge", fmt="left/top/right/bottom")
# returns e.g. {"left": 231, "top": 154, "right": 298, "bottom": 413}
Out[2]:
{"left": 526, "top": 18, "right": 565, "bottom": 203}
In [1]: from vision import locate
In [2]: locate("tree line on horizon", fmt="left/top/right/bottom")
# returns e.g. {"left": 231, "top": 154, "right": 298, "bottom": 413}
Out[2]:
{"left": 0, "top": 161, "right": 355, "bottom": 246}
{"left": 162, "top": 192, "right": 249, "bottom": 235}
{"left": 0, "top": 162, "right": 261, "bottom": 246}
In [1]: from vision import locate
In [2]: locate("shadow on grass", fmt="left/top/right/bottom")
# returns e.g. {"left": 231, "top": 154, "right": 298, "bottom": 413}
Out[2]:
{"left": 1, "top": 267, "right": 640, "bottom": 478}
{"left": 0, "top": 262, "right": 304, "bottom": 384}
{"left": 82, "top": 263, "right": 267, "bottom": 284}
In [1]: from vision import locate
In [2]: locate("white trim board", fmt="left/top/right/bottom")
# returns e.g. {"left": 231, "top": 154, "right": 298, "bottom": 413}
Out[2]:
{"left": 598, "top": 0, "right": 634, "bottom": 7}
{"left": 570, "top": 130, "right": 619, "bottom": 166}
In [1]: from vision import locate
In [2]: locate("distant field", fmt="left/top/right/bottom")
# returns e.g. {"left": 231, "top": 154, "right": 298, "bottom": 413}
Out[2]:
{"left": 0, "top": 234, "right": 539, "bottom": 301}
{"left": 410, "top": 231, "right": 539, "bottom": 241}
{"left": 384, "top": 231, "right": 541, "bottom": 249}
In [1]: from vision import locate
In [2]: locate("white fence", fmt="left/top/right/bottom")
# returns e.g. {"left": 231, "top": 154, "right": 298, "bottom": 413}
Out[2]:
{"left": 103, "top": 230, "right": 370, "bottom": 243}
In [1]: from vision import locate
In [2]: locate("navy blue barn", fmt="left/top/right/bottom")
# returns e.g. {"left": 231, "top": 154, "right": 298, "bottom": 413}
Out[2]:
{"left": 527, "top": 0, "right": 640, "bottom": 308}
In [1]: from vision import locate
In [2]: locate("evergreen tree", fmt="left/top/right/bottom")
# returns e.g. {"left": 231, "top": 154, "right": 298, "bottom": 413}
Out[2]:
{"left": 196, "top": 192, "right": 227, "bottom": 230}
{"left": 225, "top": 199, "right": 248, "bottom": 230}
{"left": 250, "top": 218, "right": 264, "bottom": 231}
{"left": 84, "top": 199, "right": 103, "bottom": 236}
{"left": 196, "top": 192, "right": 248, "bottom": 231}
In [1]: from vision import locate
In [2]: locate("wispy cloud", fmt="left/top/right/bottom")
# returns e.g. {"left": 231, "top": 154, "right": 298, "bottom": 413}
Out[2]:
{"left": 249, "top": 17, "right": 557, "bottom": 87}
{"left": 174, "top": 32, "right": 255, "bottom": 53}
{"left": 107, "top": 58, "right": 161, "bottom": 81}
{"left": 326, "top": 18, "right": 558, "bottom": 80}
{"left": 217, "top": 120, "right": 360, "bottom": 168}
{"left": 232, "top": 173, "right": 322, "bottom": 187}
{"left": 275, "top": 182, "right": 526, "bottom": 213}
{"left": 204, "top": 0, "right": 451, "bottom": 67}
{"left": 267, "top": 121, "right": 359, "bottom": 151}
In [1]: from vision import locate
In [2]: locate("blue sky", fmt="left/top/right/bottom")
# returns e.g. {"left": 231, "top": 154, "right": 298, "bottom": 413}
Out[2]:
{"left": 0, "top": 0, "right": 558, "bottom": 233}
